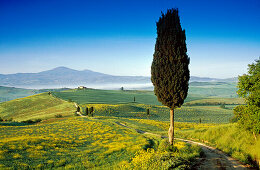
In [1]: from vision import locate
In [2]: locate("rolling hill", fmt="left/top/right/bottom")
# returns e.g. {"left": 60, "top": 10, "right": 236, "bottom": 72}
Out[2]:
{"left": 0, "top": 93, "right": 75, "bottom": 121}
{"left": 0, "top": 86, "right": 70, "bottom": 102}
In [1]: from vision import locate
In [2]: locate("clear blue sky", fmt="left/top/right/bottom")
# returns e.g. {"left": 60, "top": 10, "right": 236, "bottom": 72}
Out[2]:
{"left": 0, "top": 0, "right": 259, "bottom": 78}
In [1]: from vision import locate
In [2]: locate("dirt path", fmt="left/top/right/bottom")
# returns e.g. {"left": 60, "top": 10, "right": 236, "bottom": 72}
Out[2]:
{"left": 115, "top": 122, "right": 252, "bottom": 170}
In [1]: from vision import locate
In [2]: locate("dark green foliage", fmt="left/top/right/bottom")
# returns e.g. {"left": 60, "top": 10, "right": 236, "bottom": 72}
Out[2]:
{"left": 55, "top": 114, "right": 63, "bottom": 118}
{"left": 234, "top": 58, "right": 260, "bottom": 136}
{"left": 86, "top": 107, "right": 89, "bottom": 115}
{"left": 134, "top": 96, "right": 136, "bottom": 102}
{"left": 21, "top": 119, "right": 42, "bottom": 124}
{"left": 77, "top": 106, "right": 80, "bottom": 112}
{"left": 151, "top": 9, "right": 190, "bottom": 109}
{"left": 146, "top": 108, "right": 150, "bottom": 115}
{"left": 120, "top": 87, "right": 124, "bottom": 91}
{"left": 7, "top": 118, "right": 13, "bottom": 122}
{"left": 90, "top": 106, "right": 94, "bottom": 116}
{"left": 0, "top": 117, "right": 3, "bottom": 122}
{"left": 220, "top": 104, "right": 226, "bottom": 109}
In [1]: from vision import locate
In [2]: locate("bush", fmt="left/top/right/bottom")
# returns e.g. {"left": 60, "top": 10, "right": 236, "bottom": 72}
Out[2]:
{"left": 0, "top": 117, "right": 3, "bottom": 122}
{"left": 21, "top": 119, "right": 42, "bottom": 124}
{"left": 7, "top": 118, "right": 13, "bottom": 122}
{"left": 55, "top": 114, "right": 63, "bottom": 118}
{"left": 220, "top": 104, "right": 226, "bottom": 109}
{"left": 158, "top": 139, "right": 177, "bottom": 152}
{"left": 128, "top": 139, "right": 201, "bottom": 169}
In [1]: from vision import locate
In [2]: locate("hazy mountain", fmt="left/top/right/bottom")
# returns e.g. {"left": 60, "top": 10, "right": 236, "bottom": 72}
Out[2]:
{"left": 0, "top": 67, "right": 149, "bottom": 87}
{"left": 0, "top": 67, "right": 237, "bottom": 88}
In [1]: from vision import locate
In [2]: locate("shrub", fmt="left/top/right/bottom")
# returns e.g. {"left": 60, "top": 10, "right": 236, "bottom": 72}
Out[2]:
{"left": 7, "top": 118, "right": 13, "bottom": 122}
{"left": 21, "top": 119, "right": 42, "bottom": 124}
{"left": 0, "top": 117, "right": 3, "bottom": 122}
{"left": 55, "top": 114, "right": 63, "bottom": 118}
{"left": 220, "top": 104, "right": 226, "bottom": 109}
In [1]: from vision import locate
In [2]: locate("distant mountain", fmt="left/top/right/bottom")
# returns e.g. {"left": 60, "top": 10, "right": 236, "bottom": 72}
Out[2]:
{"left": 0, "top": 67, "right": 237, "bottom": 88}
{"left": 0, "top": 67, "right": 149, "bottom": 87}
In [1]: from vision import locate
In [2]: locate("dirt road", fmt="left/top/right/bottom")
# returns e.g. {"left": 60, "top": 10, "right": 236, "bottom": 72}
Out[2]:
{"left": 115, "top": 122, "right": 252, "bottom": 170}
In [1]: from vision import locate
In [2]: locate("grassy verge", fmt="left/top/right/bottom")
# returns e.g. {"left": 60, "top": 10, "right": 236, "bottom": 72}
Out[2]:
{"left": 176, "top": 123, "right": 260, "bottom": 167}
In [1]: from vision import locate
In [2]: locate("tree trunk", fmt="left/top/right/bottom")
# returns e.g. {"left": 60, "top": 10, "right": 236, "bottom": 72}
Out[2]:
{"left": 168, "top": 109, "right": 174, "bottom": 145}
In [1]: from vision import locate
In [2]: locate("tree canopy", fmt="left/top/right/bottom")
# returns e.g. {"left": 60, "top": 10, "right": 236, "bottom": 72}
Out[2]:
{"left": 234, "top": 58, "right": 260, "bottom": 137}
{"left": 151, "top": 9, "right": 190, "bottom": 110}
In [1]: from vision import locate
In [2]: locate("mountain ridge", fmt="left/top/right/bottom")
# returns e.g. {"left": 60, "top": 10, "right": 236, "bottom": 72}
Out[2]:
{"left": 0, "top": 67, "right": 237, "bottom": 87}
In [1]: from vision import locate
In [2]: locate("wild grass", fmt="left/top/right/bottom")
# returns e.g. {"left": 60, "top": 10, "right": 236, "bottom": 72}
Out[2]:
{"left": 176, "top": 123, "right": 260, "bottom": 167}
{"left": 0, "top": 116, "right": 204, "bottom": 169}
{"left": 124, "top": 139, "right": 202, "bottom": 169}
{"left": 0, "top": 117, "right": 149, "bottom": 169}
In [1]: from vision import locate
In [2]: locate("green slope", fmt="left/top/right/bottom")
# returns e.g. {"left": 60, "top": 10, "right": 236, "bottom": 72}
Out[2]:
{"left": 52, "top": 88, "right": 202, "bottom": 105}
{"left": 0, "top": 93, "right": 75, "bottom": 121}
{"left": 0, "top": 86, "right": 70, "bottom": 103}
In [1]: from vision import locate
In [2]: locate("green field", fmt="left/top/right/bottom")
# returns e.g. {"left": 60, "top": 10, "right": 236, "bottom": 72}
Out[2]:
{"left": 188, "top": 82, "right": 238, "bottom": 98}
{"left": 2, "top": 81, "right": 255, "bottom": 169}
{"left": 0, "top": 86, "right": 70, "bottom": 103}
{"left": 80, "top": 103, "right": 234, "bottom": 123}
{"left": 0, "top": 116, "right": 202, "bottom": 169}
{"left": 0, "top": 93, "right": 75, "bottom": 121}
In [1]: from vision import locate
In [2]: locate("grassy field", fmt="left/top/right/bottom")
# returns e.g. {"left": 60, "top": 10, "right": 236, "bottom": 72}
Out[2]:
{"left": 1, "top": 81, "right": 253, "bottom": 168}
{"left": 0, "top": 87, "right": 237, "bottom": 123}
{"left": 0, "top": 93, "right": 75, "bottom": 121}
{"left": 0, "top": 116, "right": 201, "bottom": 169}
{"left": 0, "top": 86, "right": 70, "bottom": 103}
{"left": 80, "top": 103, "right": 234, "bottom": 123}
{"left": 175, "top": 123, "right": 260, "bottom": 167}
{"left": 188, "top": 82, "right": 238, "bottom": 98}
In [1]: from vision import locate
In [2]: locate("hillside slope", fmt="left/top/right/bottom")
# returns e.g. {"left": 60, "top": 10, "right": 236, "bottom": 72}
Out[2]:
{"left": 0, "top": 93, "right": 75, "bottom": 121}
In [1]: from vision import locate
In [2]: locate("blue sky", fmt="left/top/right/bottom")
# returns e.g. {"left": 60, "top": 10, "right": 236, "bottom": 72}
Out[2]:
{"left": 0, "top": 0, "right": 259, "bottom": 78}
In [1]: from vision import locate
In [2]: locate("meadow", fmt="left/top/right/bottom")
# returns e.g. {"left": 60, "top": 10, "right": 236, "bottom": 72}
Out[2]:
{"left": 0, "top": 117, "right": 201, "bottom": 169}
{"left": 175, "top": 123, "right": 260, "bottom": 166}
{"left": 0, "top": 86, "right": 69, "bottom": 103}
{"left": 0, "top": 93, "right": 75, "bottom": 121}
{"left": 1, "top": 81, "right": 257, "bottom": 168}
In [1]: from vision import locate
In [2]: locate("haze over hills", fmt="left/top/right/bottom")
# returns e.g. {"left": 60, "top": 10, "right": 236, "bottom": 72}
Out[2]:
{"left": 0, "top": 67, "right": 237, "bottom": 88}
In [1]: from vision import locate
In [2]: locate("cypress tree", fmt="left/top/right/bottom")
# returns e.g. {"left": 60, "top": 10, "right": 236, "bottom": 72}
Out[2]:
{"left": 86, "top": 107, "right": 89, "bottom": 116}
{"left": 151, "top": 9, "right": 190, "bottom": 145}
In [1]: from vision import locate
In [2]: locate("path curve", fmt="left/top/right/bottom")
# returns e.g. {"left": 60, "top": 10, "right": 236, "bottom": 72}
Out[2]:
{"left": 115, "top": 122, "right": 253, "bottom": 170}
